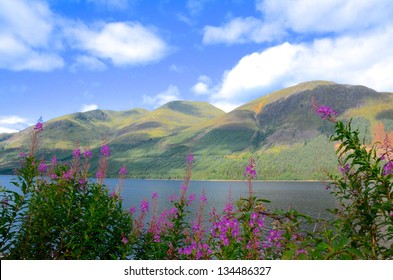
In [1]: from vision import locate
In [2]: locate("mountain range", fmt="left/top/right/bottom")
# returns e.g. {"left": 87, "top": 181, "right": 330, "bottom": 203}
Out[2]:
{"left": 1, "top": 80, "right": 392, "bottom": 180}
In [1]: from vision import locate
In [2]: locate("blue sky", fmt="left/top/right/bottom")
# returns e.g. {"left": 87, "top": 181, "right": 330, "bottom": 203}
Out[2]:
{"left": 1, "top": 0, "right": 393, "bottom": 133}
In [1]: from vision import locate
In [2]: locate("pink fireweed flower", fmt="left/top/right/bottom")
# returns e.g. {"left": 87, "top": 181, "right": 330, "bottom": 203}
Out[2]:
{"left": 109, "top": 191, "right": 117, "bottom": 198}
{"left": 38, "top": 163, "right": 48, "bottom": 174}
{"left": 140, "top": 199, "right": 149, "bottom": 213}
{"left": 244, "top": 158, "right": 257, "bottom": 179}
{"left": 122, "top": 236, "right": 128, "bottom": 245}
{"left": 383, "top": 161, "right": 393, "bottom": 175}
{"left": 169, "top": 207, "right": 178, "bottom": 216}
{"left": 96, "top": 170, "right": 104, "bottom": 179}
{"left": 180, "top": 184, "right": 188, "bottom": 192}
{"left": 62, "top": 171, "right": 71, "bottom": 181}
{"left": 339, "top": 163, "right": 350, "bottom": 175}
{"left": 311, "top": 97, "right": 338, "bottom": 122}
{"left": 316, "top": 106, "right": 338, "bottom": 120}
{"left": 34, "top": 116, "right": 44, "bottom": 131}
{"left": 180, "top": 184, "right": 188, "bottom": 201}
{"left": 100, "top": 144, "right": 110, "bottom": 157}
{"left": 51, "top": 156, "right": 57, "bottom": 165}
{"left": 186, "top": 153, "right": 194, "bottom": 164}
{"left": 152, "top": 192, "right": 158, "bottom": 200}
{"left": 199, "top": 193, "right": 207, "bottom": 203}
{"left": 119, "top": 165, "right": 127, "bottom": 176}
{"left": 168, "top": 193, "right": 178, "bottom": 202}
{"left": 19, "top": 152, "right": 27, "bottom": 157}
{"left": 72, "top": 148, "right": 81, "bottom": 159}
{"left": 189, "top": 193, "right": 196, "bottom": 202}
{"left": 83, "top": 149, "right": 92, "bottom": 159}
{"left": 295, "top": 249, "right": 308, "bottom": 257}
{"left": 223, "top": 201, "right": 234, "bottom": 214}
{"left": 79, "top": 178, "right": 86, "bottom": 186}
{"left": 129, "top": 206, "right": 136, "bottom": 214}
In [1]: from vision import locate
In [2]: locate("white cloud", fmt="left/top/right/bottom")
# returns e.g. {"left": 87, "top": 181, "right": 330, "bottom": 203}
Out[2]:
{"left": 0, "top": 1, "right": 169, "bottom": 71}
{"left": 211, "top": 25, "right": 393, "bottom": 108}
{"left": 191, "top": 75, "right": 212, "bottom": 95}
{"left": 70, "top": 55, "right": 107, "bottom": 72}
{"left": 66, "top": 21, "right": 169, "bottom": 66}
{"left": 0, "top": 0, "right": 64, "bottom": 71}
{"left": 257, "top": 0, "right": 393, "bottom": 34}
{"left": 0, "top": 115, "right": 30, "bottom": 133}
{"left": 143, "top": 85, "right": 181, "bottom": 108}
{"left": 204, "top": 0, "right": 393, "bottom": 45}
{"left": 203, "top": 17, "right": 283, "bottom": 45}
{"left": 81, "top": 104, "right": 99, "bottom": 112}
{"left": 0, "top": 0, "right": 53, "bottom": 47}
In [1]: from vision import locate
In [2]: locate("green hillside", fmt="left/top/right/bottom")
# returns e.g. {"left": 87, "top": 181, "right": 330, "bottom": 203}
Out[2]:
{"left": 1, "top": 81, "right": 392, "bottom": 180}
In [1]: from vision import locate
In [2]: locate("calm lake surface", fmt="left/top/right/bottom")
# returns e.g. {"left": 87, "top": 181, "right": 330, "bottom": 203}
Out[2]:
{"left": 0, "top": 175, "right": 337, "bottom": 221}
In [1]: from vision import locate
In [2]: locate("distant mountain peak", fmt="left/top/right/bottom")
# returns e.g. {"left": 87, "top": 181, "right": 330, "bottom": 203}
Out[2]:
{"left": 157, "top": 100, "right": 224, "bottom": 117}
{"left": 0, "top": 81, "right": 392, "bottom": 180}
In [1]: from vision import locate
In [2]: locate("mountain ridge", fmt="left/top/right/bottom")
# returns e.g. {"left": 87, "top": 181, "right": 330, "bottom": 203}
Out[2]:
{"left": 1, "top": 81, "right": 392, "bottom": 180}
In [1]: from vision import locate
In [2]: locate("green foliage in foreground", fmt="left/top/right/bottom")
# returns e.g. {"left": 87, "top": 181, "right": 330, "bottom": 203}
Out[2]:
{"left": 0, "top": 156, "right": 132, "bottom": 259}
{"left": 0, "top": 114, "right": 392, "bottom": 260}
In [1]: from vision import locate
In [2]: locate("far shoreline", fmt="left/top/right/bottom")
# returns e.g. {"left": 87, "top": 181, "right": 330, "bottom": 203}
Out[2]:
{"left": 0, "top": 174, "right": 332, "bottom": 184}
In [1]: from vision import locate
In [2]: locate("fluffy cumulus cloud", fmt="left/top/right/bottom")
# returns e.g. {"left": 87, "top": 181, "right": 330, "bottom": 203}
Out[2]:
{"left": 203, "top": 0, "right": 393, "bottom": 111}
{"left": 203, "top": 17, "right": 283, "bottom": 45}
{"left": 257, "top": 0, "right": 393, "bottom": 34}
{"left": 210, "top": 26, "right": 393, "bottom": 110}
{"left": 0, "top": 0, "right": 169, "bottom": 71}
{"left": 0, "top": 115, "right": 30, "bottom": 133}
{"left": 81, "top": 104, "right": 98, "bottom": 112}
{"left": 191, "top": 75, "right": 212, "bottom": 95}
{"left": 66, "top": 21, "right": 169, "bottom": 66}
{"left": 143, "top": 85, "right": 181, "bottom": 108}
{"left": 204, "top": 0, "right": 393, "bottom": 45}
{"left": 0, "top": 0, "right": 64, "bottom": 71}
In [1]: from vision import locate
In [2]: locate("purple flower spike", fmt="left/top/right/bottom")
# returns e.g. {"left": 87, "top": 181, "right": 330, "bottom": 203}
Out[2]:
{"left": 100, "top": 144, "right": 110, "bottom": 157}
{"left": 244, "top": 158, "right": 257, "bottom": 179}
{"left": 316, "top": 106, "right": 338, "bottom": 120}
{"left": 34, "top": 116, "right": 44, "bottom": 131}
{"left": 152, "top": 192, "right": 158, "bottom": 200}
{"left": 129, "top": 206, "right": 136, "bottom": 214}
{"left": 383, "top": 161, "right": 393, "bottom": 175}
{"left": 96, "top": 170, "right": 104, "bottom": 179}
{"left": 189, "top": 193, "right": 196, "bottom": 202}
{"left": 119, "top": 165, "right": 127, "bottom": 176}
{"left": 339, "top": 163, "right": 350, "bottom": 175}
{"left": 72, "top": 148, "right": 81, "bottom": 159}
{"left": 122, "top": 236, "right": 128, "bottom": 245}
{"left": 84, "top": 149, "right": 92, "bottom": 159}
{"left": 186, "top": 153, "right": 194, "bottom": 163}
{"left": 199, "top": 193, "right": 207, "bottom": 203}
{"left": 140, "top": 199, "right": 149, "bottom": 213}
{"left": 38, "top": 163, "right": 48, "bottom": 174}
